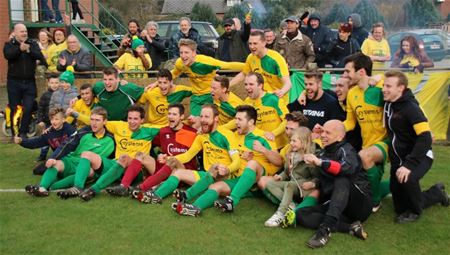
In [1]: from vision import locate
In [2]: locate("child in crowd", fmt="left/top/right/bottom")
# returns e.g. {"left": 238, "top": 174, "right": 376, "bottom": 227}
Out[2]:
{"left": 264, "top": 127, "right": 320, "bottom": 227}
{"left": 35, "top": 73, "right": 60, "bottom": 162}
{"left": 49, "top": 66, "right": 78, "bottom": 111}
{"left": 114, "top": 36, "right": 152, "bottom": 78}
{"left": 14, "top": 107, "right": 76, "bottom": 174}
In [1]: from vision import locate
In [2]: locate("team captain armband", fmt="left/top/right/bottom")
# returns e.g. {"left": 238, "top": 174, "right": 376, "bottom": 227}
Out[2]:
{"left": 321, "top": 159, "right": 341, "bottom": 175}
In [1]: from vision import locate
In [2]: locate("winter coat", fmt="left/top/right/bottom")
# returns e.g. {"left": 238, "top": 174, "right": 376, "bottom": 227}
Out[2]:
{"left": 274, "top": 30, "right": 315, "bottom": 69}
{"left": 327, "top": 37, "right": 360, "bottom": 67}
{"left": 301, "top": 13, "right": 333, "bottom": 67}
{"left": 348, "top": 14, "right": 369, "bottom": 47}
{"left": 216, "top": 22, "right": 250, "bottom": 62}
{"left": 37, "top": 88, "right": 54, "bottom": 125}
{"left": 144, "top": 34, "right": 167, "bottom": 70}
{"left": 49, "top": 87, "right": 79, "bottom": 111}
{"left": 57, "top": 47, "right": 92, "bottom": 77}
{"left": 3, "top": 38, "right": 47, "bottom": 80}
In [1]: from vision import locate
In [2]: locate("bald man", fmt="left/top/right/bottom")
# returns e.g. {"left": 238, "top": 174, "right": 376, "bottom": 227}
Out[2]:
{"left": 285, "top": 120, "right": 372, "bottom": 249}
{"left": 4, "top": 23, "right": 47, "bottom": 137}
{"left": 57, "top": 34, "right": 92, "bottom": 77}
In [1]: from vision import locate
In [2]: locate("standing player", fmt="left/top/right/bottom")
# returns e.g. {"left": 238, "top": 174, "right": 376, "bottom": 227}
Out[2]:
{"left": 383, "top": 71, "right": 448, "bottom": 222}
{"left": 135, "top": 104, "right": 241, "bottom": 204}
{"left": 25, "top": 107, "right": 115, "bottom": 196}
{"left": 230, "top": 30, "right": 292, "bottom": 101}
{"left": 106, "top": 103, "right": 198, "bottom": 196}
{"left": 138, "top": 69, "right": 192, "bottom": 127}
{"left": 171, "top": 39, "right": 244, "bottom": 127}
{"left": 343, "top": 53, "right": 390, "bottom": 211}
{"left": 210, "top": 75, "right": 244, "bottom": 126}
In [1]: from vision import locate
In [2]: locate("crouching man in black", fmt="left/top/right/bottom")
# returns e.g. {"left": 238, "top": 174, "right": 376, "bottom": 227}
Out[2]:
{"left": 298, "top": 119, "right": 372, "bottom": 249}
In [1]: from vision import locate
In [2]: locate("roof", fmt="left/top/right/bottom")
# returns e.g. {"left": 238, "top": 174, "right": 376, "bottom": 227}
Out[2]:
{"left": 161, "top": 0, "right": 266, "bottom": 15}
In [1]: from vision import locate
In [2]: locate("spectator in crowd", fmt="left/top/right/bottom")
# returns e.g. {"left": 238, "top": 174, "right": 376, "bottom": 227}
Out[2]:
{"left": 3, "top": 23, "right": 47, "bottom": 137}
{"left": 279, "top": 20, "right": 288, "bottom": 35}
{"left": 117, "top": 19, "right": 142, "bottom": 57}
{"left": 290, "top": 120, "right": 372, "bottom": 248}
{"left": 40, "top": 0, "right": 62, "bottom": 23}
{"left": 348, "top": 13, "right": 369, "bottom": 47}
{"left": 50, "top": 67, "right": 78, "bottom": 111}
{"left": 46, "top": 14, "right": 72, "bottom": 72}
{"left": 391, "top": 35, "right": 434, "bottom": 73}
{"left": 327, "top": 23, "right": 360, "bottom": 68}
{"left": 70, "top": 0, "right": 84, "bottom": 23}
{"left": 361, "top": 23, "right": 391, "bottom": 70}
{"left": 114, "top": 36, "right": 152, "bottom": 78}
{"left": 301, "top": 13, "right": 333, "bottom": 68}
{"left": 66, "top": 83, "right": 97, "bottom": 129}
{"left": 382, "top": 70, "right": 449, "bottom": 223}
{"left": 36, "top": 73, "right": 60, "bottom": 162}
{"left": 217, "top": 17, "right": 251, "bottom": 62}
{"left": 57, "top": 35, "right": 93, "bottom": 77}
{"left": 274, "top": 15, "right": 315, "bottom": 69}
{"left": 141, "top": 21, "right": 166, "bottom": 70}
{"left": 287, "top": 70, "right": 345, "bottom": 131}
{"left": 37, "top": 29, "right": 54, "bottom": 65}
{"left": 264, "top": 29, "right": 276, "bottom": 49}
{"left": 168, "top": 17, "right": 215, "bottom": 58}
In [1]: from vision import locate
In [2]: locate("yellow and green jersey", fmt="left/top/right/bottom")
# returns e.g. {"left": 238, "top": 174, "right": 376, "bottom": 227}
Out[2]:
{"left": 175, "top": 126, "right": 240, "bottom": 174}
{"left": 66, "top": 98, "right": 98, "bottom": 129}
{"left": 172, "top": 54, "right": 244, "bottom": 95}
{"left": 344, "top": 83, "right": 387, "bottom": 148}
{"left": 242, "top": 49, "right": 290, "bottom": 93}
{"left": 244, "top": 93, "right": 288, "bottom": 149}
{"left": 105, "top": 121, "right": 159, "bottom": 159}
{"left": 361, "top": 38, "right": 391, "bottom": 69}
{"left": 235, "top": 128, "right": 279, "bottom": 177}
{"left": 138, "top": 85, "right": 192, "bottom": 127}
{"left": 215, "top": 92, "right": 244, "bottom": 126}
{"left": 47, "top": 42, "right": 67, "bottom": 72}
{"left": 114, "top": 52, "right": 152, "bottom": 78}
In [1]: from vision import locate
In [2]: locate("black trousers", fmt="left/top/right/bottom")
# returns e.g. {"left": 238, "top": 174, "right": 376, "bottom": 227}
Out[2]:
{"left": 7, "top": 78, "right": 37, "bottom": 136}
{"left": 390, "top": 156, "right": 442, "bottom": 215}
{"left": 296, "top": 177, "right": 372, "bottom": 233}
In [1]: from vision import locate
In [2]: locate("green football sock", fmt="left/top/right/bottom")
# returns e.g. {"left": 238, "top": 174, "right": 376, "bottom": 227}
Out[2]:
{"left": 185, "top": 173, "right": 214, "bottom": 201}
{"left": 74, "top": 158, "right": 91, "bottom": 189}
{"left": 367, "top": 164, "right": 383, "bottom": 204}
{"left": 50, "top": 175, "right": 75, "bottom": 190}
{"left": 295, "top": 196, "right": 317, "bottom": 211}
{"left": 230, "top": 167, "right": 257, "bottom": 205}
{"left": 91, "top": 163, "right": 124, "bottom": 193}
{"left": 40, "top": 167, "right": 58, "bottom": 189}
{"left": 262, "top": 188, "right": 281, "bottom": 205}
{"left": 193, "top": 189, "right": 219, "bottom": 210}
{"left": 154, "top": 176, "right": 179, "bottom": 198}
{"left": 380, "top": 179, "right": 391, "bottom": 199}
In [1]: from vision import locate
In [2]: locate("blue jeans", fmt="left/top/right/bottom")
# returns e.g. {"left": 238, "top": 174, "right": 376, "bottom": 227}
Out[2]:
{"left": 7, "top": 79, "right": 37, "bottom": 135}
{"left": 51, "top": 0, "right": 62, "bottom": 22}
{"left": 40, "top": 0, "right": 54, "bottom": 21}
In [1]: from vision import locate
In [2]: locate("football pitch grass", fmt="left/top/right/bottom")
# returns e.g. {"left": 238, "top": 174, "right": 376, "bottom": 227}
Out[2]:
{"left": 0, "top": 143, "right": 449, "bottom": 254}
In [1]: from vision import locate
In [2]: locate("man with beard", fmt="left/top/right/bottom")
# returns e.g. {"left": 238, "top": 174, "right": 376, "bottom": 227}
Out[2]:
{"left": 216, "top": 17, "right": 251, "bottom": 62}
{"left": 287, "top": 70, "right": 345, "bottom": 131}
{"left": 226, "top": 72, "right": 289, "bottom": 150}
{"left": 138, "top": 69, "right": 192, "bottom": 127}
{"left": 136, "top": 104, "right": 241, "bottom": 204}
{"left": 117, "top": 19, "right": 142, "bottom": 57}
{"left": 106, "top": 104, "right": 198, "bottom": 197}
{"left": 274, "top": 16, "right": 315, "bottom": 69}
{"left": 211, "top": 75, "right": 244, "bottom": 126}
{"left": 230, "top": 30, "right": 292, "bottom": 102}
{"left": 175, "top": 105, "right": 281, "bottom": 216}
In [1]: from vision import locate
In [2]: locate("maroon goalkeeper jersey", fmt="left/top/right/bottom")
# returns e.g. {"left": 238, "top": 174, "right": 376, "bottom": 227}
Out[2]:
{"left": 153, "top": 124, "right": 198, "bottom": 170}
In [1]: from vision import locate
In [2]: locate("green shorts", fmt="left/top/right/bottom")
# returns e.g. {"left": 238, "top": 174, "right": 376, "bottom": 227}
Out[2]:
{"left": 373, "top": 139, "right": 390, "bottom": 164}
{"left": 190, "top": 94, "right": 213, "bottom": 116}
{"left": 61, "top": 156, "right": 81, "bottom": 177}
